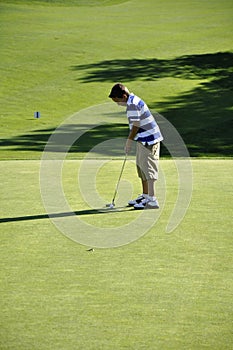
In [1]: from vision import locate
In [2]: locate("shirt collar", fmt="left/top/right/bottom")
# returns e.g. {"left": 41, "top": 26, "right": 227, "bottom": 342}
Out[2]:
{"left": 127, "top": 93, "right": 135, "bottom": 105}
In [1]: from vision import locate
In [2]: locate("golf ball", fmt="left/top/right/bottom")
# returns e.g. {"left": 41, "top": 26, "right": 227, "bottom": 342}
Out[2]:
{"left": 109, "top": 204, "right": 114, "bottom": 209}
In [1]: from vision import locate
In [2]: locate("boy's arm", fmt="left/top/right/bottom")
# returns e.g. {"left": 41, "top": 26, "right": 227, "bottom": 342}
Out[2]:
{"left": 125, "top": 121, "right": 140, "bottom": 154}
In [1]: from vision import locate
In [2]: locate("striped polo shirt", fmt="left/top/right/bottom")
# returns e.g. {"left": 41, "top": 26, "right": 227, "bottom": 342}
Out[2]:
{"left": 126, "top": 93, "right": 163, "bottom": 145}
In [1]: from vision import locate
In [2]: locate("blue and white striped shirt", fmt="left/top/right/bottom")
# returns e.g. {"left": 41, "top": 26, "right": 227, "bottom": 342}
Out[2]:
{"left": 126, "top": 93, "right": 163, "bottom": 145}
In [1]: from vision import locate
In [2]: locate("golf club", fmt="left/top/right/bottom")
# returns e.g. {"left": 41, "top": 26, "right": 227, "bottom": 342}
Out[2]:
{"left": 106, "top": 154, "right": 128, "bottom": 208}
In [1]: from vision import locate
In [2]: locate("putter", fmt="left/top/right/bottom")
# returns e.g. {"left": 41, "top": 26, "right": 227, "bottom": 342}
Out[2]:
{"left": 106, "top": 154, "right": 127, "bottom": 208}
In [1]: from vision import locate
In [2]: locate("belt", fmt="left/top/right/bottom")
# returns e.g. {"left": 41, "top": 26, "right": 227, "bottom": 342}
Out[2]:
{"left": 143, "top": 142, "right": 158, "bottom": 148}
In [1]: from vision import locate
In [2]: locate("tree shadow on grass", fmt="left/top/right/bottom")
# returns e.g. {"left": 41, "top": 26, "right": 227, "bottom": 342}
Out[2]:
{"left": 1, "top": 52, "right": 232, "bottom": 157}
{"left": 72, "top": 51, "right": 233, "bottom": 156}
{"left": 154, "top": 80, "right": 233, "bottom": 156}
{"left": 72, "top": 52, "right": 233, "bottom": 83}
{"left": 0, "top": 123, "right": 129, "bottom": 157}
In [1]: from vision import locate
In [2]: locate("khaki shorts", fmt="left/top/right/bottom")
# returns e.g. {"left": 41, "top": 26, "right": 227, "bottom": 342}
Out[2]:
{"left": 136, "top": 142, "right": 160, "bottom": 181}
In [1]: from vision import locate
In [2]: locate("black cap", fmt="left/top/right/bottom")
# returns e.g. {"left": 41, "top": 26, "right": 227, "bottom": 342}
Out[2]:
{"left": 108, "top": 83, "right": 129, "bottom": 98}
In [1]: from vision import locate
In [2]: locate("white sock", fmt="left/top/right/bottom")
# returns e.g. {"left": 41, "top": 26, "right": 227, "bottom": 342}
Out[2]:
{"left": 143, "top": 193, "right": 149, "bottom": 198}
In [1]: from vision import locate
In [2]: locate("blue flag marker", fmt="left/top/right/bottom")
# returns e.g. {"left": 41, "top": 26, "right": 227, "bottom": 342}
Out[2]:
{"left": 34, "top": 112, "right": 40, "bottom": 118}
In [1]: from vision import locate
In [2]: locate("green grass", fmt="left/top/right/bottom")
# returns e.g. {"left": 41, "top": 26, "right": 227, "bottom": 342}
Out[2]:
{"left": 2, "top": 0, "right": 128, "bottom": 6}
{"left": 0, "top": 0, "right": 232, "bottom": 158}
{"left": 0, "top": 0, "right": 233, "bottom": 349}
{"left": 0, "top": 159, "right": 232, "bottom": 349}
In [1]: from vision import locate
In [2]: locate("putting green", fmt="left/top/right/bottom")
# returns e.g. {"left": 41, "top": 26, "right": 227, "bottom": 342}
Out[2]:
{"left": 0, "top": 159, "right": 232, "bottom": 349}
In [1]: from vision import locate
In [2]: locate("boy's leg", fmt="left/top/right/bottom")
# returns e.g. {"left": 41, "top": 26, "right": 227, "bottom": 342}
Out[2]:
{"left": 141, "top": 179, "right": 155, "bottom": 197}
{"left": 141, "top": 179, "right": 148, "bottom": 195}
{"left": 135, "top": 143, "right": 160, "bottom": 207}
{"left": 137, "top": 143, "right": 159, "bottom": 198}
{"left": 136, "top": 142, "right": 160, "bottom": 197}
{"left": 147, "top": 179, "right": 155, "bottom": 197}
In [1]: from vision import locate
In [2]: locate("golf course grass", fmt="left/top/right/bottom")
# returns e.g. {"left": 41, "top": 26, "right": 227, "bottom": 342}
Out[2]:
{"left": 0, "top": 159, "right": 232, "bottom": 349}
{"left": 1, "top": 0, "right": 233, "bottom": 349}
{"left": 1, "top": 0, "right": 233, "bottom": 159}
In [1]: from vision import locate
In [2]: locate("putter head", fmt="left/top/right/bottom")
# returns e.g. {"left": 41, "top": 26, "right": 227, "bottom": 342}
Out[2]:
{"left": 106, "top": 203, "right": 115, "bottom": 208}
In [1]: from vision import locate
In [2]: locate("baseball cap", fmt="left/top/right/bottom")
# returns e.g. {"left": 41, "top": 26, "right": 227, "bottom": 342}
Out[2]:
{"left": 108, "top": 83, "right": 129, "bottom": 98}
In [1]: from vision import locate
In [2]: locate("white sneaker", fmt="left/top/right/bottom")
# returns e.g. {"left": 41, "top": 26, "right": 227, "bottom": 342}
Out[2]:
{"left": 146, "top": 200, "right": 160, "bottom": 209}
{"left": 128, "top": 194, "right": 145, "bottom": 207}
{"left": 134, "top": 198, "right": 159, "bottom": 210}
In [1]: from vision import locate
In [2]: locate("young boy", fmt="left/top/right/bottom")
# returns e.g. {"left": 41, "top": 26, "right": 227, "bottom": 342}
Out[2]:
{"left": 109, "top": 83, "right": 163, "bottom": 210}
